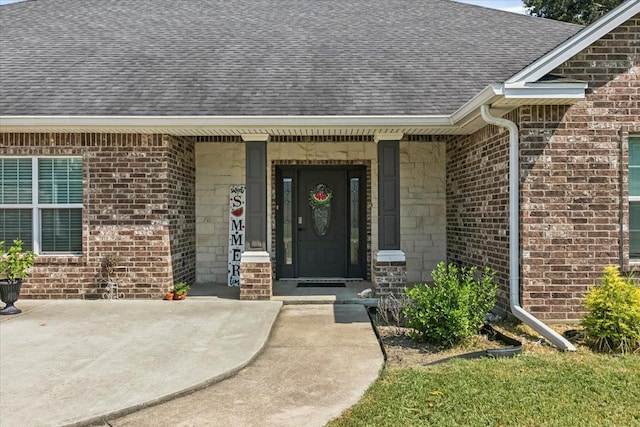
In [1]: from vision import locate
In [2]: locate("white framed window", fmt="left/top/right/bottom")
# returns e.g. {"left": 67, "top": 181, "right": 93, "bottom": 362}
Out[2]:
{"left": 0, "top": 157, "right": 83, "bottom": 255}
{"left": 630, "top": 137, "right": 640, "bottom": 259}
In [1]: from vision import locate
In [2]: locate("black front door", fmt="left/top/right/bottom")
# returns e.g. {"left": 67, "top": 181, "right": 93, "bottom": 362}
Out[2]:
{"left": 298, "top": 169, "right": 347, "bottom": 277}
{"left": 276, "top": 166, "right": 366, "bottom": 279}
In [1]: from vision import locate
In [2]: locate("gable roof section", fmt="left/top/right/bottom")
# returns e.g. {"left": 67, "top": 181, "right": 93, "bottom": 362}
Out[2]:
{"left": 443, "top": 0, "right": 639, "bottom": 132}
{"left": 0, "top": 0, "right": 580, "bottom": 117}
{"left": 505, "top": 0, "right": 640, "bottom": 87}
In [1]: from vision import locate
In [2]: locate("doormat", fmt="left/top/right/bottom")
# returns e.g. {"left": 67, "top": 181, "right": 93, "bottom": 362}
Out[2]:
{"left": 296, "top": 282, "right": 346, "bottom": 288}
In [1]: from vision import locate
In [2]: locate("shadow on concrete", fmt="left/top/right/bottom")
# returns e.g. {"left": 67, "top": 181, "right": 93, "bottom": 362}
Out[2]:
{"left": 332, "top": 303, "right": 374, "bottom": 324}
{"left": 189, "top": 282, "right": 240, "bottom": 299}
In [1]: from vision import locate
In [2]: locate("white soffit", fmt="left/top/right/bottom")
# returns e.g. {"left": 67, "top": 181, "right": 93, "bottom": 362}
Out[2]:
{"left": 0, "top": 115, "right": 464, "bottom": 136}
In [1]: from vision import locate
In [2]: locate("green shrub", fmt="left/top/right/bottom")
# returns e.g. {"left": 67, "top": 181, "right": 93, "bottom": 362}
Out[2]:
{"left": 403, "top": 262, "right": 498, "bottom": 347}
{"left": 581, "top": 265, "right": 640, "bottom": 354}
{"left": 0, "top": 239, "right": 36, "bottom": 282}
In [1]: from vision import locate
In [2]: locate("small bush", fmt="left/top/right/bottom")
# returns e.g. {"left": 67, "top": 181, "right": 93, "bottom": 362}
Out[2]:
{"left": 581, "top": 265, "right": 640, "bottom": 354}
{"left": 376, "top": 292, "right": 409, "bottom": 334}
{"left": 403, "top": 262, "right": 498, "bottom": 347}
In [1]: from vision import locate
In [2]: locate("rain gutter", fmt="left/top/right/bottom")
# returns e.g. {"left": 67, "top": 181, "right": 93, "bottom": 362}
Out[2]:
{"left": 480, "top": 105, "right": 576, "bottom": 352}
{"left": 0, "top": 114, "right": 454, "bottom": 129}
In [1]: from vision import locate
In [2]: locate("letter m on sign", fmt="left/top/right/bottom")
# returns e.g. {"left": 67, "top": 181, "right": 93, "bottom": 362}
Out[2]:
{"left": 228, "top": 185, "right": 246, "bottom": 287}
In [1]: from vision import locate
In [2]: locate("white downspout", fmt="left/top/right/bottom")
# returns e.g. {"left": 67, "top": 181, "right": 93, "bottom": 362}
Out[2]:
{"left": 480, "top": 105, "right": 576, "bottom": 352}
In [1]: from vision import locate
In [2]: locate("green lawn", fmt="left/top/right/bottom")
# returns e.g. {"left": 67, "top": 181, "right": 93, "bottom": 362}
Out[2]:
{"left": 328, "top": 353, "right": 640, "bottom": 427}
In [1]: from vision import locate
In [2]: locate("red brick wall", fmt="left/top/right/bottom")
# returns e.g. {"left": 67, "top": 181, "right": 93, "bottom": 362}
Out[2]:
{"left": 447, "top": 15, "right": 639, "bottom": 321}
{"left": 446, "top": 113, "right": 514, "bottom": 314}
{"left": 0, "top": 133, "right": 195, "bottom": 299}
{"left": 165, "top": 135, "right": 196, "bottom": 286}
{"left": 519, "top": 14, "right": 640, "bottom": 320}
{"left": 239, "top": 260, "right": 272, "bottom": 300}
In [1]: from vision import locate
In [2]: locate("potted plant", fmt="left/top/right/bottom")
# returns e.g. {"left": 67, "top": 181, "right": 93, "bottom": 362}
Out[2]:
{"left": 172, "top": 282, "right": 191, "bottom": 300}
{"left": 0, "top": 240, "right": 36, "bottom": 315}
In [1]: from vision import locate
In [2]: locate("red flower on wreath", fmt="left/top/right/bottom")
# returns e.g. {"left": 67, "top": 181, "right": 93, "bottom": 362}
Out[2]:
{"left": 309, "top": 184, "right": 333, "bottom": 207}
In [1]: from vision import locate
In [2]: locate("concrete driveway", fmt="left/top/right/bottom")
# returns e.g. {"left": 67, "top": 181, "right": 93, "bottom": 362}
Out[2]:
{"left": 0, "top": 299, "right": 281, "bottom": 427}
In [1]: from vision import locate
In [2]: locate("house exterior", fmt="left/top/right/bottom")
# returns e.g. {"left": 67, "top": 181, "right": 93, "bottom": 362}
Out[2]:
{"left": 1, "top": 0, "right": 638, "bottom": 322}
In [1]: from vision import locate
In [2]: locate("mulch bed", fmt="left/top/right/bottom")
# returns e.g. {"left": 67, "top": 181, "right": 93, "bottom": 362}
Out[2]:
{"left": 376, "top": 322, "right": 581, "bottom": 368}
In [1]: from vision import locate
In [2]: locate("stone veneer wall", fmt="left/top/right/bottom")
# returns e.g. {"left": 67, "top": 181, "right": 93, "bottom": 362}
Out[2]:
{"left": 0, "top": 133, "right": 195, "bottom": 298}
{"left": 194, "top": 139, "right": 245, "bottom": 284}
{"left": 194, "top": 137, "right": 446, "bottom": 285}
{"left": 518, "top": 14, "right": 640, "bottom": 321}
{"left": 400, "top": 139, "right": 447, "bottom": 283}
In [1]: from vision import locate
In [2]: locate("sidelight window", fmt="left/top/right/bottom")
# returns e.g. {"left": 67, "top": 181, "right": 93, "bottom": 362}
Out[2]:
{"left": 350, "top": 177, "right": 360, "bottom": 265}
{"left": 630, "top": 137, "right": 640, "bottom": 258}
{"left": 282, "top": 178, "right": 293, "bottom": 265}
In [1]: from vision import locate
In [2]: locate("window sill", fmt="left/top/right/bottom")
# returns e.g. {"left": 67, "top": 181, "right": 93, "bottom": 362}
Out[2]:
{"left": 34, "top": 255, "right": 85, "bottom": 265}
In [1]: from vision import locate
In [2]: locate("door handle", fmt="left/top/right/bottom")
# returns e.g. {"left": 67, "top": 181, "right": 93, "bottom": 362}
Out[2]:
{"left": 298, "top": 227, "right": 305, "bottom": 231}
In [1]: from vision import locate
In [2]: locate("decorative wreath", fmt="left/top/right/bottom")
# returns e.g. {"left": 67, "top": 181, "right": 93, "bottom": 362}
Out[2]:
{"left": 309, "top": 184, "right": 333, "bottom": 207}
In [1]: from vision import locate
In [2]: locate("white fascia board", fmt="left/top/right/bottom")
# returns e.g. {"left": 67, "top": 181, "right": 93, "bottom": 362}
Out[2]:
{"left": 451, "top": 82, "right": 587, "bottom": 127}
{"left": 497, "top": 82, "right": 588, "bottom": 99}
{"left": 506, "top": 0, "right": 640, "bottom": 87}
{"left": 0, "top": 114, "right": 454, "bottom": 130}
{"left": 451, "top": 81, "right": 586, "bottom": 128}
{"left": 450, "top": 85, "right": 502, "bottom": 125}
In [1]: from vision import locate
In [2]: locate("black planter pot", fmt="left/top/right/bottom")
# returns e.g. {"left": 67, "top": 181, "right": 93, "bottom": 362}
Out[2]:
{"left": 0, "top": 279, "right": 23, "bottom": 315}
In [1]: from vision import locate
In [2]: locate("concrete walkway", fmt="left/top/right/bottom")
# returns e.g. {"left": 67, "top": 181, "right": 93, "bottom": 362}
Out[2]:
{"left": 107, "top": 304, "right": 383, "bottom": 427}
{"left": 1, "top": 300, "right": 383, "bottom": 427}
{"left": 0, "top": 299, "right": 282, "bottom": 427}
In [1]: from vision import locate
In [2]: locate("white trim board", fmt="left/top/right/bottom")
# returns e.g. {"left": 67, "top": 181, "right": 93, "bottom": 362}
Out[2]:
{"left": 506, "top": 0, "right": 640, "bottom": 87}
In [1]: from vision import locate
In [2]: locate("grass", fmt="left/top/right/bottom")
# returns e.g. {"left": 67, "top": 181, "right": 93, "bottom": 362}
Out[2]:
{"left": 328, "top": 353, "right": 640, "bottom": 427}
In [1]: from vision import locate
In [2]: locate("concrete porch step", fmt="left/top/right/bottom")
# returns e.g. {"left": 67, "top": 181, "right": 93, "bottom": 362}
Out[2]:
{"left": 274, "top": 280, "right": 377, "bottom": 306}
{"left": 190, "top": 281, "right": 379, "bottom": 306}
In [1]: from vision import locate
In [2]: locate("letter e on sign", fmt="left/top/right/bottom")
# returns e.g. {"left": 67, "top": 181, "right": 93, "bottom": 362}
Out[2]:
{"left": 228, "top": 185, "right": 246, "bottom": 287}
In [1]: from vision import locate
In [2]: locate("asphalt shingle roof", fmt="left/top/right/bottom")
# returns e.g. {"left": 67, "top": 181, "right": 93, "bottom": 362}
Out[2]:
{"left": 0, "top": 0, "right": 582, "bottom": 116}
